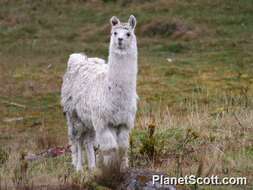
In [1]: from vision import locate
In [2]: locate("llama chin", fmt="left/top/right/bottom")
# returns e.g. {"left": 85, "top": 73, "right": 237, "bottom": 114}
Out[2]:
{"left": 61, "top": 15, "right": 138, "bottom": 172}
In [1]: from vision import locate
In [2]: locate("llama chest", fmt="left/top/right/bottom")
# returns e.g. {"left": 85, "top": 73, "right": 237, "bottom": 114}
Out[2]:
{"left": 108, "top": 85, "right": 136, "bottom": 110}
{"left": 98, "top": 89, "right": 137, "bottom": 127}
{"left": 103, "top": 105, "right": 136, "bottom": 128}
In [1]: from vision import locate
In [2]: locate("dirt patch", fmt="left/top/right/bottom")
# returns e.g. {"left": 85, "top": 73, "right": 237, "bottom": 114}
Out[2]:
{"left": 140, "top": 18, "right": 201, "bottom": 40}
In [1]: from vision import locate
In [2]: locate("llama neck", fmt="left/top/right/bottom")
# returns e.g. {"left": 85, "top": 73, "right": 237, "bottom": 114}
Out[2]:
{"left": 107, "top": 46, "right": 137, "bottom": 92}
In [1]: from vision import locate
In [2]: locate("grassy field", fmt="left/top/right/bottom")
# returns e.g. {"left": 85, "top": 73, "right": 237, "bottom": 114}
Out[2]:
{"left": 0, "top": 0, "right": 253, "bottom": 189}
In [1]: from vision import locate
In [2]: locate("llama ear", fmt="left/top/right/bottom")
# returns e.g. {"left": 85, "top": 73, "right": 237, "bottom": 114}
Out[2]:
{"left": 110, "top": 16, "right": 120, "bottom": 27}
{"left": 128, "top": 15, "right": 136, "bottom": 30}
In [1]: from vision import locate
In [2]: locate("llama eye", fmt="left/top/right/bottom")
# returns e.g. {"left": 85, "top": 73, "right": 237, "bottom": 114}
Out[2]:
{"left": 126, "top": 32, "right": 131, "bottom": 37}
{"left": 114, "top": 32, "right": 117, "bottom": 36}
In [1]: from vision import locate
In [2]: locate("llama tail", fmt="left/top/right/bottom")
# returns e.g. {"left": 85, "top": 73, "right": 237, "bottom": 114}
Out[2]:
{"left": 67, "top": 53, "right": 87, "bottom": 69}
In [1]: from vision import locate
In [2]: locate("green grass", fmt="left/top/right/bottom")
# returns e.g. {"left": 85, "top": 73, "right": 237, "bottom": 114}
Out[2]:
{"left": 0, "top": 0, "right": 253, "bottom": 189}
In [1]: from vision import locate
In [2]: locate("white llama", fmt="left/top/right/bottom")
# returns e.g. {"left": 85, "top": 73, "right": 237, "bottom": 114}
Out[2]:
{"left": 61, "top": 15, "right": 138, "bottom": 172}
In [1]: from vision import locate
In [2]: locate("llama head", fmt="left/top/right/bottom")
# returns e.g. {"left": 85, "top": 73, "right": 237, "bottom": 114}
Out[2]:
{"left": 109, "top": 15, "right": 137, "bottom": 54}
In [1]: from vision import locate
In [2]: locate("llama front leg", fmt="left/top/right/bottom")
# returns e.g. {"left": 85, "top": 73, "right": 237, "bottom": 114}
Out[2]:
{"left": 117, "top": 128, "right": 130, "bottom": 171}
{"left": 76, "top": 140, "right": 83, "bottom": 172}
{"left": 85, "top": 142, "right": 96, "bottom": 170}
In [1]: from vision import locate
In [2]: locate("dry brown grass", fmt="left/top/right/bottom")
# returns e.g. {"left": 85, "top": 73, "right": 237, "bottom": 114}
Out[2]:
{"left": 133, "top": 102, "right": 253, "bottom": 189}
{"left": 0, "top": 103, "right": 252, "bottom": 189}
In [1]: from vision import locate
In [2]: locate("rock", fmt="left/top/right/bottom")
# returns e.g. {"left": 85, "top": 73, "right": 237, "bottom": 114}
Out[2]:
{"left": 118, "top": 169, "right": 176, "bottom": 190}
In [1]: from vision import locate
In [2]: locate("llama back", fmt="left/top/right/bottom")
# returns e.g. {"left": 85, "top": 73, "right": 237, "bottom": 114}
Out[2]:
{"left": 61, "top": 53, "right": 108, "bottom": 114}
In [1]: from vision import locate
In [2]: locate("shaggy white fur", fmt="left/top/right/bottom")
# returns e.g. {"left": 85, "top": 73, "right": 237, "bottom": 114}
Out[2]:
{"left": 61, "top": 15, "right": 138, "bottom": 172}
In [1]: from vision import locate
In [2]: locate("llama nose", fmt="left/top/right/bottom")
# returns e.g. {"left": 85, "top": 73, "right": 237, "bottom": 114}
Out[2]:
{"left": 118, "top": 38, "right": 123, "bottom": 42}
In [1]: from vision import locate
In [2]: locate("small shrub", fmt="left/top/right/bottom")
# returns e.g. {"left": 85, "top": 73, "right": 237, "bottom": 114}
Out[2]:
{"left": 94, "top": 163, "right": 124, "bottom": 189}
{"left": 139, "top": 124, "right": 156, "bottom": 159}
